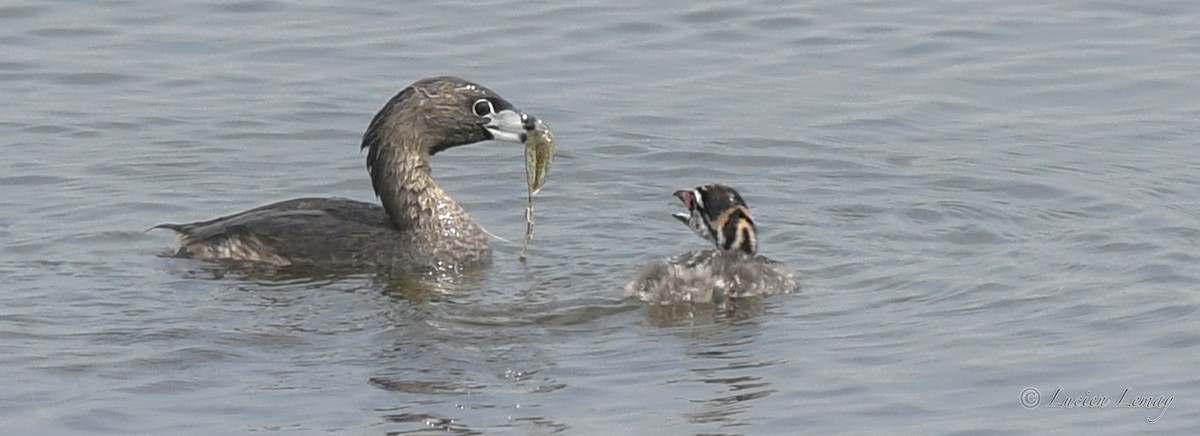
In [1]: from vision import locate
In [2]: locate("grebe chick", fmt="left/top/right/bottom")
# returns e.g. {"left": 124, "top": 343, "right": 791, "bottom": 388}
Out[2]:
{"left": 155, "top": 76, "right": 545, "bottom": 275}
{"left": 627, "top": 184, "right": 798, "bottom": 305}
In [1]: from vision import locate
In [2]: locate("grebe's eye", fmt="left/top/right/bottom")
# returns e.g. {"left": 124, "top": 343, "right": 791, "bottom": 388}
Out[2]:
{"left": 472, "top": 99, "right": 494, "bottom": 117}
{"left": 691, "top": 188, "right": 706, "bottom": 212}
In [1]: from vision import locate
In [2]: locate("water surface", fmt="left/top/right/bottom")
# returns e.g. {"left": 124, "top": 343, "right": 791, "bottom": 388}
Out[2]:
{"left": 2, "top": 0, "right": 1199, "bottom": 434}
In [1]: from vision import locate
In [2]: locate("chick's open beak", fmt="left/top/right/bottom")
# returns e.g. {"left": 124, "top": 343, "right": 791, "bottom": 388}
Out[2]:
{"left": 672, "top": 190, "right": 693, "bottom": 224}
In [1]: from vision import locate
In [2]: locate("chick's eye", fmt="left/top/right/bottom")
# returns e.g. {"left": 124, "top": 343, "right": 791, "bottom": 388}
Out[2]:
{"left": 691, "top": 189, "right": 706, "bottom": 211}
{"left": 472, "top": 99, "right": 494, "bottom": 117}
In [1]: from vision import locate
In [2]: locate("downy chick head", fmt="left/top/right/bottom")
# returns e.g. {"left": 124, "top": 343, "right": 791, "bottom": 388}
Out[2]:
{"left": 671, "top": 184, "right": 757, "bottom": 256}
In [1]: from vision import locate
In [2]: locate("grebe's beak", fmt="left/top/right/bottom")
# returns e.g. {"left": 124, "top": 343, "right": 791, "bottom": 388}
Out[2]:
{"left": 672, "top": 189, "right": 694, "bottom": 224}
{"left": 483, "top": 109, "right": 541, "bottom": 144}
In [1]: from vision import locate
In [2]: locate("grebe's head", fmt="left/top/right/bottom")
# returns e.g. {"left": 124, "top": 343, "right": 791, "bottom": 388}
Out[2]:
{"left": 672, "top": 184, "right": 757, "bottom": 256}
{"left": 360, "top": 76, "right": 544, "bottom": 199}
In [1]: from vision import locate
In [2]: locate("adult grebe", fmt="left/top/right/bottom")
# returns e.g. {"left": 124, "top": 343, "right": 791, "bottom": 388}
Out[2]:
{"left": 156, "top": 76, "right": 545, "bottom": 275}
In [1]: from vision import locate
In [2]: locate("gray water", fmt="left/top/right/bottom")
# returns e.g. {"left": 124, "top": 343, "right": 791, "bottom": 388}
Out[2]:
{"left": 2, "top": 0, "right": 1198, "bottom": 434}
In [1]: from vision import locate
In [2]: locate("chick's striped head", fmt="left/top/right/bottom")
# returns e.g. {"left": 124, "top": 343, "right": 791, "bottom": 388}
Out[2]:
{"left": 672, "top": 184, "right": 757, "bottom": 256}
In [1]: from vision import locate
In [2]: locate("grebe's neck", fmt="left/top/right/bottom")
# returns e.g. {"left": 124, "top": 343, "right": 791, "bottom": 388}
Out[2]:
{"left": 369, "top": 140, "right": 452, "bottom": 232}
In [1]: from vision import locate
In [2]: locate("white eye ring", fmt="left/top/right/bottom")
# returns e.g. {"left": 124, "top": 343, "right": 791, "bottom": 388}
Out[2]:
{"left": 472, "top": 99, "right": 494, "bottom": 117}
